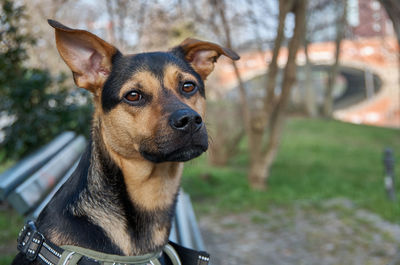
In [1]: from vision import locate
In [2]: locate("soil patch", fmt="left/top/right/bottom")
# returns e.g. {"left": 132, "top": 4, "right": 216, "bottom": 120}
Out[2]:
{"left": 199, "top": 199, "right": 400, "bottom": 265}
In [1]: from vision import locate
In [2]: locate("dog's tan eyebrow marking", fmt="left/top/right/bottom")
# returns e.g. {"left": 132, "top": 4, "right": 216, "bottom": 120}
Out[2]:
{"left": 119, "top": 71, "right": 160, "bottom": 98}
{"left": 163, "top": 64, "right": 197, "bottom": 94}
{"left": 121, "top": 83, "right": 143, "bottom": 97}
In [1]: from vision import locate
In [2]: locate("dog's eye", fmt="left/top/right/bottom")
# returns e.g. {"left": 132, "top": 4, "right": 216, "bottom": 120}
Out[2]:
{"left": 125, "top": 91, "right": 142, "bottom": 102}
{"left": 181, "top": 82, "right": 197, "bottom": 94}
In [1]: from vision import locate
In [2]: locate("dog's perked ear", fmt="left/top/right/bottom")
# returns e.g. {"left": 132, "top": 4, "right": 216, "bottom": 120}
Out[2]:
{"left": 175, "top": 38, "right": 240, "bottom": 80}
{"left": 48, "top": 19, "right": 118, "bottom": 95}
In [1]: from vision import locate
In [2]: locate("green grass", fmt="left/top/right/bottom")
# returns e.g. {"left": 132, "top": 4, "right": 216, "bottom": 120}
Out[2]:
{"left": 182, "top": 117, "right": 400, "bottom": 222}
{"left": 0, "top": 158, "right": 22, "bottom": 263}
{"left": 0, "top": 207, "right": 23, "bottom": 264}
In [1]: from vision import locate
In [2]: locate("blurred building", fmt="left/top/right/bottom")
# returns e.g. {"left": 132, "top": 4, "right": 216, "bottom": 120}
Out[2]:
{"left": 348, "top": 0, "right": 394, "bottom": 38}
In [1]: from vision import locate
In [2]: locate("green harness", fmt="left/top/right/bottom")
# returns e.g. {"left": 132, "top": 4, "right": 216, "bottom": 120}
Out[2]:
{"left": 17, "top": 221, "right": 210, "bottom": 265}
{"left": 58, "top": 244, "right": 181, "bottom": 265}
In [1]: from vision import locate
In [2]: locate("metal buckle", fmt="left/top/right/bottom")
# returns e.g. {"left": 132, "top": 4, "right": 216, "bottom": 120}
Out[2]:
{"left": 17, "top": 220, "right": 44, "bottom": 261}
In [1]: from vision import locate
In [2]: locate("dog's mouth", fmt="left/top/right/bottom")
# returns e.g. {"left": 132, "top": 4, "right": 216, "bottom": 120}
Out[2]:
{"left": 139, "top": 125, "right": 209, "bottom": 163}
{"left": 141, "top": 144, "right": 208, "bottom": 163}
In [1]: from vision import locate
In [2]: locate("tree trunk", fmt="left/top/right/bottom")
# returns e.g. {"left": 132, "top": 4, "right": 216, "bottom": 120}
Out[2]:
{"left": 231, "top": 60, "right": 252, "bottom": 140}
{"left": 250, "top": 0, "right": 308, "bottom": 190}
{"left": 248, "top": 157, "right": 268, "bottom": 190}
{"left": 323, "top": 0, "right": 347, "bottom": 117}
{"left": 246, "top": 0, "right": 294, "bottom": 189}
{"left": 213, "top": 0, "right": 255, "bottom": 162}
{"left": 304, "top": 39, "right": 317, "bottom": 117}
{"left": 264, "top": 0, "right": 295, "bottom": 114}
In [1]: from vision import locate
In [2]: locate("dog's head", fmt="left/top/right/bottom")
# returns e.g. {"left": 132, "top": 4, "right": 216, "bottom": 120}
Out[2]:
{"left": 49, "top": 20, "right": 239, "bottom": 163}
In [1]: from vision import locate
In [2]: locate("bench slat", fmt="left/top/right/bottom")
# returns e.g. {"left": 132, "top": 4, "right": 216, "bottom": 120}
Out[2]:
{"left": 169, "top": 219, "right": 178, "bottom": 243}
{"left": 29, "top": 159, "right": 79, "bottom": 220}
{"left": 175, "top": 191, "right": 194, "bottom": 249}
{"left": 0, "top": 131, "right": 76, "bottom": 200}
{"left": 7, "top": 136, "right": 86, "bottom": 215}
{"left": 183, "top": 192, "right": 205, "bottom": 251}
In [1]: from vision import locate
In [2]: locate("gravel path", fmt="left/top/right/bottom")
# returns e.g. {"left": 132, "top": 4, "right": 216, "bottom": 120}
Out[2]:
{"left": 199, "top": 198, "right": 400, "bottom": 265}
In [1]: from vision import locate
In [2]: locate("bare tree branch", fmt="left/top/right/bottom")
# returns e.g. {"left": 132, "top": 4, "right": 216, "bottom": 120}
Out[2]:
{"left": 323, "top": 0, "right": 347, "bottom": 117}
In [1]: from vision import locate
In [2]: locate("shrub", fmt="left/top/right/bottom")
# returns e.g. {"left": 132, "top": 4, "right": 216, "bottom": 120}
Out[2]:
{"left": 0, "top": 0, "right": 92, "bottom": 162}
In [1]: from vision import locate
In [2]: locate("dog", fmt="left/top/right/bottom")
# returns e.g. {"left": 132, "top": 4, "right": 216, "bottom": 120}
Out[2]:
{"left": 12, "top": 20, "right": 239, "bottom": 265}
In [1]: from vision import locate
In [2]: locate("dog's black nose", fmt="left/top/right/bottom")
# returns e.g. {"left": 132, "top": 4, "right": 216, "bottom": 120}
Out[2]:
{"left": 170, "top": 109, "right": 203, "bottom": 133}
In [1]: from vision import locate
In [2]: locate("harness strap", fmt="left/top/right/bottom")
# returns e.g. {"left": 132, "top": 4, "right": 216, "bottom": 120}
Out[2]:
{"left": 168, "top": 242, "right": 210, "bottom": 265}
{"left": 60, "top": 245, "right": 163, "bottom": 265}
{"left": 17, "top": 221, "right": 209, "bottom": 265}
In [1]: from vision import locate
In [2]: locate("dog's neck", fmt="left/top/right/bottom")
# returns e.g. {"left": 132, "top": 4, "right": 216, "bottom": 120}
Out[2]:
{"left": 39, "top": 116, "right": 183, "bottom": 256}
{"left": 90, "top": 117, "right": 183, "bottom": 255}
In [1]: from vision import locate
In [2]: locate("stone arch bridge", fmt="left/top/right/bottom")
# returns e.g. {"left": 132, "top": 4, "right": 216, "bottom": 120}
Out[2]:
{"left": 212, "top": 37, "right": 399, "bottom": 128}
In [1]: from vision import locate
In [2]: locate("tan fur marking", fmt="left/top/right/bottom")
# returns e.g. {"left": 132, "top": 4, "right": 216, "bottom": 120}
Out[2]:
{"left": 84, "top": 207, "right": 134, "bottom": 255}
{"left": 118, "top": 71, "right": 160, "bottom": 98}
{"left": 163, "top": 64, "right": 206, "bottom": 117}
{"left": 152, "top": 227, "right": 168, "bottom": 247}
{"left": 163, "top": 65, "right": 181, "bottom": 93}
{"left": 100, "top": 92, "right": 161, "bottom": 159}
{"left": 163, "top": 65, "right": 192, "bottom": 95}
{"left": 114, "top": 152, "right": 183, "bottom": 210}
{"left": 193, "top": 96, "right": 206, "bottom": 118}
{"left": 101, "top": 114, "right": 183, "bottom": 211}
{"left": 47, "top": 229, "right": 72, "bottom": 246}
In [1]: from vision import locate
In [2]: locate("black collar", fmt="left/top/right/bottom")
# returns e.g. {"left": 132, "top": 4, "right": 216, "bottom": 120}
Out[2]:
{"left": 17, "top": 220, "right": 210, "bottom": 265}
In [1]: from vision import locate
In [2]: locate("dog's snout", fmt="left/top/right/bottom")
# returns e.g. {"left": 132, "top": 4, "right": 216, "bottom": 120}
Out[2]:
{"left": 170, "top": 109, "right": 203, "bottom": 133}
